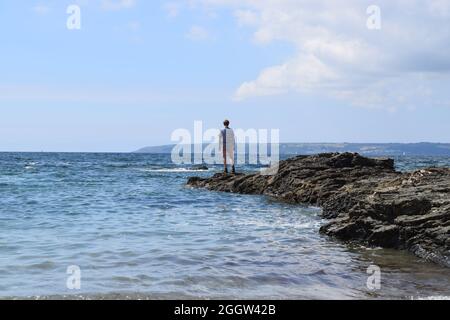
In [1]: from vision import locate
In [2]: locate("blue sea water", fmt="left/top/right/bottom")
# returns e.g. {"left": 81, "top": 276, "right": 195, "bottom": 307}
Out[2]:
{"left": 0, "top": 152, "right": 449, "bottom": 300}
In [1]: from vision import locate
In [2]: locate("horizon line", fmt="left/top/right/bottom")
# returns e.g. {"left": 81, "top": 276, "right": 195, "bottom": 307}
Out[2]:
{"left": 1, "top": 141, "right": 450, "bottom": 154}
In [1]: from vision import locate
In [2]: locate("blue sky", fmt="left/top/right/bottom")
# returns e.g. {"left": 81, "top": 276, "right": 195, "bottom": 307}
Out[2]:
{"left": 1, "top": 0, "right": 450, "bottom": 152}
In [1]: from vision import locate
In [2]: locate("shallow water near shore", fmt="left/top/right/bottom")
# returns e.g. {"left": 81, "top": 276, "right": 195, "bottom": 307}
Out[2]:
{"left": 1, "top": 152, "right": 449, "bottom": 300}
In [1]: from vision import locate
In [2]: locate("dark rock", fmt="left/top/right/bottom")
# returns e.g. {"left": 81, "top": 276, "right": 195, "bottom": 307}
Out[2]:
{"left": 367, "top": 225, "right": 400, "bottom": 248}
{"left": 187, "top": 153, "right": 450, "bottom": 267}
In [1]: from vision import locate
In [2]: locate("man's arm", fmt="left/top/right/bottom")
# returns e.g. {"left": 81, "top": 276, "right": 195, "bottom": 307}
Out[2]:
{"left": 219, "top": 130, "right": 224, "bottom": 150}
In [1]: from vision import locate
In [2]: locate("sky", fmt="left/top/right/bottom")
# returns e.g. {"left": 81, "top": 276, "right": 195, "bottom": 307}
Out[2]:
{"left": 1, "top": 0, "right": 450, "bottom": 152}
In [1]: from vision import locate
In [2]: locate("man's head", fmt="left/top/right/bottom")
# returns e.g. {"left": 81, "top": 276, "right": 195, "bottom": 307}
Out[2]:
{"left": 223, "top": 120, "right": 230, "bottom": 128}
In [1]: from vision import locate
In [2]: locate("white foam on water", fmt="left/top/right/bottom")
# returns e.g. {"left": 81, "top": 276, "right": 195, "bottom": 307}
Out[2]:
{"left": 139, "top": 168, "right": 209, "bottom": 173}
{"left": 414, "top": 296, "right": 450, "bottom": 300}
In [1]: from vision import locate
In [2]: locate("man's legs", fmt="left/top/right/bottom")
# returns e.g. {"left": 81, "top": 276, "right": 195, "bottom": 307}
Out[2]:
{"left": 223, "top": 147, "right": 228, "bottom": 173}
{"left": 228, "top": 149, "right": 235, "bottom": 174}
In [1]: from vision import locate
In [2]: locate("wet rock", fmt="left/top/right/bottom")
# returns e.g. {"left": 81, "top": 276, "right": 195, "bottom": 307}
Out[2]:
{"left": 189, "top": 165, "right": 209, "bottom": 171}
{"left": 187, "top": 153, "right": 450, "bottom": 267}
{"left": 367, "top": 225, "right": 400, "bottom": 248}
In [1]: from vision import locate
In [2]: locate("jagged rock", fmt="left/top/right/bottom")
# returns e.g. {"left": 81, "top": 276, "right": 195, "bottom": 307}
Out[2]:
{"left": 187, "top": 153, "right": 450, "bottom": 268}
{"left": 189, "top": 165, "right": 209, "bottom": 171}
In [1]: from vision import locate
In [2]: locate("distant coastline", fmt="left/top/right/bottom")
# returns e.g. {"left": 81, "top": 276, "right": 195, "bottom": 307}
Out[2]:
{"left": 134, "top": 142, "right": 450, "bottom": 156}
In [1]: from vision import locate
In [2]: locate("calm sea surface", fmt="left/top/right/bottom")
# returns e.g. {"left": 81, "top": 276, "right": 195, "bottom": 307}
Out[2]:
{"left": 0, "top": 153, "right": 449, "bottom": 299}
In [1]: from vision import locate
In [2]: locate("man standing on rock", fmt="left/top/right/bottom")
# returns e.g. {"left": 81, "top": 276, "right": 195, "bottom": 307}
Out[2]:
{"left": 219, "top": 120, "right": 236, "bottom": 174}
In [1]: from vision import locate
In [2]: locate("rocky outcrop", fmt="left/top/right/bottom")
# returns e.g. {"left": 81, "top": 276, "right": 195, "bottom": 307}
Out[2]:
{"left": 187, "top": 153, "right": 450, "bottom": 267}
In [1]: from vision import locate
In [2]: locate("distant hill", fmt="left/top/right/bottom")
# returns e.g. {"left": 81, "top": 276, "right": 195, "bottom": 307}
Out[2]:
{"left": 134, "top": 143, "right": 450, "bottom": 156}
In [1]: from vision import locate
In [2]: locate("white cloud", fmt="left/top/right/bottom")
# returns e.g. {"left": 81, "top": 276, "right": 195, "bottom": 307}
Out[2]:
{"left": 128, "top": 21, "right": 140, "bottom": 32}
{"left": 236, "top": 54, "right": 337, "bottom": 100}
{"left": 188, "top": 0, "right": 450, "bottom": 109}
{"left": 67, "top": 0, "right": 137, "bottom": 11}
{"left": 32, "top": 4, "right": 51, "bottom": 15}
{"left": 164, "top": 2, "right": 182, "bottom": 18}
{"left": 428, "top": 0, "right": 450, "bottom": 17}
{"left": 185, "top": 25, "right": 210, "bottom": 41}
{"left": 234, "top": 9, "right": 259, "bottom": 27}
{"left": 101, "top": 0, "right": 136, "bottom": 11}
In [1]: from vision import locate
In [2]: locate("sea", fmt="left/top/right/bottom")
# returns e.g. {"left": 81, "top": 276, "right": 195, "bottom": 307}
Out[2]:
{"left": 0, "top": 152, "right": 449, "bottom": 300}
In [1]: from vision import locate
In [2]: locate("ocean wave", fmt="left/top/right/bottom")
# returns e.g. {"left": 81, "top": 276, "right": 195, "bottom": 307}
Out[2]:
{"left": 139, "top": 168, "right": 209, "bottom": 173}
